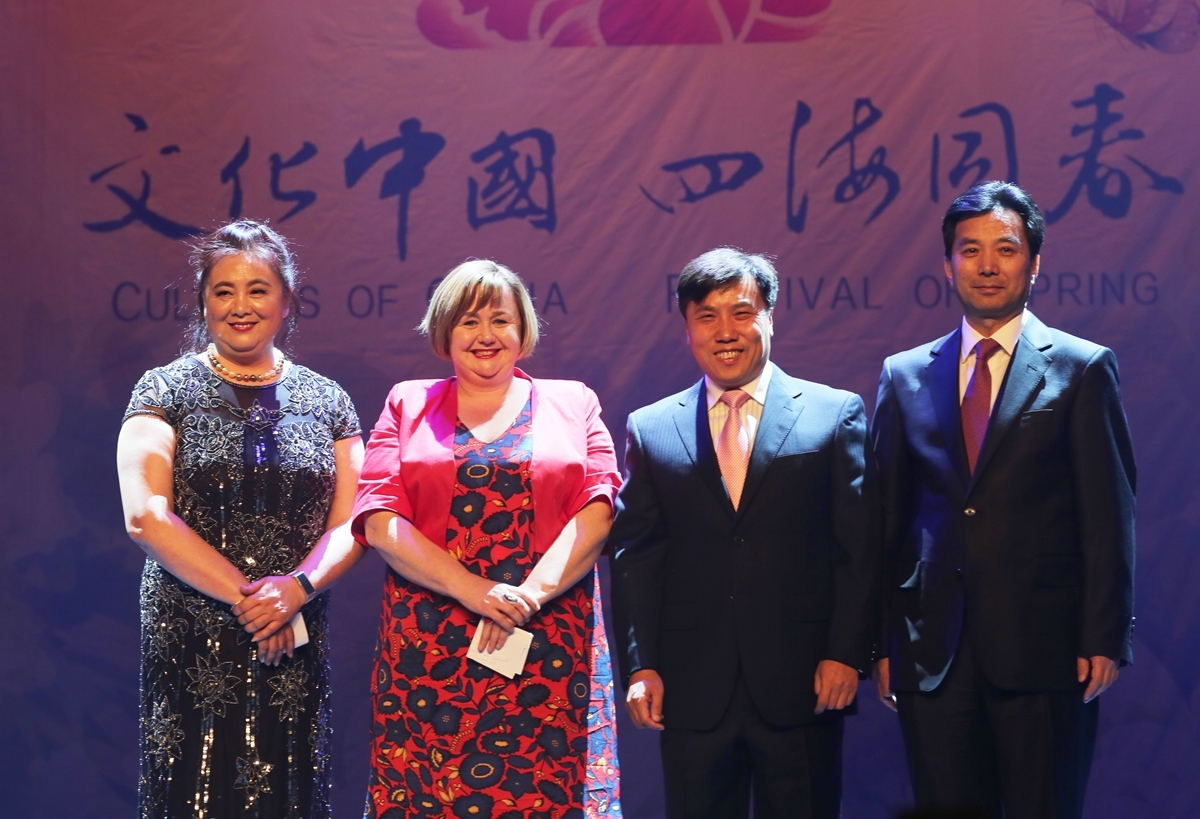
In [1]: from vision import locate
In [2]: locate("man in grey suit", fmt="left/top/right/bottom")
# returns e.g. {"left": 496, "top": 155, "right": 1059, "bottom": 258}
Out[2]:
{"left": 609, "top": 248, "right": 877, "bottom": 818}
{"left": 871, "top": 181, "right": 1136, "bottom": 818}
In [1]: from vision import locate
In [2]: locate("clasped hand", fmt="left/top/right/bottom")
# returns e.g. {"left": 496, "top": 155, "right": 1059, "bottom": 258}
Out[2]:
{"left": 232, "top": 575, "right": 307, "bottom": 666}
{"left": 460, "top": 578, "right": 539, "bottom": 653}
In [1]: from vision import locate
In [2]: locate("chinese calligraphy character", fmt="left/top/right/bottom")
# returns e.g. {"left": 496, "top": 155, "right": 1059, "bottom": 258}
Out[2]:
{"left": 930, "top": 102, "right": 1018, "bottom": 202}
{"left": 787, "top": 98, "right": 900, "bottom": 233}
{"left": 817, "top": 97, "right": 899, "bottom": 225}
{"left": 468, "top": 128, "right": 556, "bottom": 232}
{"left": 1045, "top": 83, "right": 1184, "bottom": 222}
{"left": 345, "top": 118, "right": 446, "bottom": 259}
{"left": 639, "top": 152, "right": 763, "bottom": 214}
{"left": 84, "top": 114, "right": 203, "bottom": 239}
{"left": 269, "top": 142, "right": 319, "bottom": 221}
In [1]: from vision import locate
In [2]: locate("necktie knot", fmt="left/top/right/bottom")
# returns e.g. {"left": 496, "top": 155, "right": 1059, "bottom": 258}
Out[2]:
{"left": 975, "top": 337, "right": 1002, "bottom": 362}
{"left": 721, "top": 389, "right": 750, "bottom": 410}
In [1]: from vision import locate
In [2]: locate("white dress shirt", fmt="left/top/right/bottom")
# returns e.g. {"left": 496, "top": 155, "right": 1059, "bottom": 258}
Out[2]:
{"left": 958, "top": 310, "right": 1028, "bottom": 410}
{"left": 704, "top": 361, "right": 774, "bottom": 450}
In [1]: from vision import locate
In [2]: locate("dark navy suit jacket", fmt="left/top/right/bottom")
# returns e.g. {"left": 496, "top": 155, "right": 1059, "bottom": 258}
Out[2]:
{"left": 872, "top": 313, "right": 1136, "bottom": 693}
{"left": 609, "top": 367, "right": 877, "bottom": 730}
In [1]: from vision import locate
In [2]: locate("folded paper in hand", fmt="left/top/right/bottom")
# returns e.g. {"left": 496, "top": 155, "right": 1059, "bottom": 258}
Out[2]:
{"left": 467, "top": 621, "right": 532, "bottom": 678}
{"left": 291, "top": 612, "right": 309, "bottom": 648}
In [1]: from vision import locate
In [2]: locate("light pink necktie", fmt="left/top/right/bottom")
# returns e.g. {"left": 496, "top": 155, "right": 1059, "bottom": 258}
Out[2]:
{"left": 961, "top": 338, "right": 1002, "bottom": 474}
{"left": 717, "top": 389, "right": 752, "bottom": 508}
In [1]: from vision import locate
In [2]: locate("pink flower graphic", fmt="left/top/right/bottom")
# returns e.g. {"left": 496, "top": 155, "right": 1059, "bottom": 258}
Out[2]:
{"left": 1078, "top": 0, "right": 1199, "bottom": 53}
{"left": 417, "top": 0, "right": 832, "bottom": 48}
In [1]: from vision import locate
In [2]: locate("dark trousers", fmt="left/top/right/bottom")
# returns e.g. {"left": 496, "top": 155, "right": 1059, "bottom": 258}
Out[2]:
{"left": 660, "top": 674, "right": 844, "bottom": 819}
{"left": 895, "top": 639, "right": 1098, "bottom": 819}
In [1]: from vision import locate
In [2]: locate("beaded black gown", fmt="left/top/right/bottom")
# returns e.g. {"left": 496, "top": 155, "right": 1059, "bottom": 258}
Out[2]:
{"left": 124, "top": 355, "right": 359, "bottom": 819}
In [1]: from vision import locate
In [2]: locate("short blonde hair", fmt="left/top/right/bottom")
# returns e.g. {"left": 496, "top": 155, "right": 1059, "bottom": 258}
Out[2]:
{"left": 419, "top": 259, "right": 540, "bottom": 358}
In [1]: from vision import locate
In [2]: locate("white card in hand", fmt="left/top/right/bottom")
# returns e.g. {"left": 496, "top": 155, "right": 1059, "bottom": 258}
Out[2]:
{"left": 467, "top": 621, "right": 532, "bottom": 678}
{"left": 291, "top": 612, "right": 309, "bottom": 648}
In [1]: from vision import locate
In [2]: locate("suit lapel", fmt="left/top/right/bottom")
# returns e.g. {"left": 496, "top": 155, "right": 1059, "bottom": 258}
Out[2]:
{"left": 972, "top": 316, "right": 1052, "bottom": 482}
{"left": 671, "top": 380, "right": 730, "bottom": 508}
{"left": 923, "top": 330, "right": 970, "bottom": 481}
{"left": 738, "top": 369, "right": 804, "bottom": 514}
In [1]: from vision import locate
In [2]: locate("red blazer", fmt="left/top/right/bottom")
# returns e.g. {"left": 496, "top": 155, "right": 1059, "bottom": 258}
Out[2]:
{"left": 352, "top": 369, "right": 620, "bottom": 554}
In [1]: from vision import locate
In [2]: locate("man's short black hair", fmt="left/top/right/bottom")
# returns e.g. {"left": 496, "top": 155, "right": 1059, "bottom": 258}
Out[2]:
{"left": 942, "top": 180, "right": 1046, "bottom": 258}
{"left": 676, "top": 247, "right": 779, "bottom": 316}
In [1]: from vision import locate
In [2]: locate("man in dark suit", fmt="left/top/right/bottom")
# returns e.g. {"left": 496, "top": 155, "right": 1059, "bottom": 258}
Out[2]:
{"left": 609, "top": 248, "right": 876, "bottom": 818}
{"left": 871, "top": 181, "right": 1136, "bottom": 818}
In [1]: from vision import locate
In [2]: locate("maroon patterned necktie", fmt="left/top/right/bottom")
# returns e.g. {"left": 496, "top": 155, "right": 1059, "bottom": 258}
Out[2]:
{"left": 961, "top": 338, "right": 1002, "bottom": 474}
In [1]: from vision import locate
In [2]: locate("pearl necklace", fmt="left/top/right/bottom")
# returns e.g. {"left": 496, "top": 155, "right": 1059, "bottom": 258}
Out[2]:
{"left": 206, "top": 344, "right": 286, "bottom": 383}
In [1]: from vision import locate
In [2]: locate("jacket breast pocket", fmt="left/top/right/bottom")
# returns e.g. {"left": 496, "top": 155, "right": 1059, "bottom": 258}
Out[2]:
{"left": 770, "top": 449, "right": 820, "bottom": 470}
{"left": 1016, "top": 408, "right": 1060, "bottom": 452}
{"left": 1019, "top": 408, "right": 1056, "bottom": 428}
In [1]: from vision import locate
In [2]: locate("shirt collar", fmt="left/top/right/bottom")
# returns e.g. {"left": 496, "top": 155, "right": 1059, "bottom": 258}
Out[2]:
{"left": 959, "top": 309, "right": 1028, "bottom": 361}
{"left": 704, "top": 360, "right": 774, "bottom": 410}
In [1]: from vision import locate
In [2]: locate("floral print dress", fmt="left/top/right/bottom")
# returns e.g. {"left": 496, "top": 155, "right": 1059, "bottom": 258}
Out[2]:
{"left": 365, "top": 401, "right": 619, "bottom": 818}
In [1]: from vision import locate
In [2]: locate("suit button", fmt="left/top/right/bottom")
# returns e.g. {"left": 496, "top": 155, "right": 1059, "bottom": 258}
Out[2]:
{"left": 963, "top": 507, "right": 977, "bottom": 517}
{"left": 734, "top": 536, "right": 746, "bottom": 546}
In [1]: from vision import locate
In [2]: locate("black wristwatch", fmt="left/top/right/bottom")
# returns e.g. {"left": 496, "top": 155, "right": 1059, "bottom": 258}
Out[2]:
{"left": 289, "top": 570, "right": 316, "bottom": 602}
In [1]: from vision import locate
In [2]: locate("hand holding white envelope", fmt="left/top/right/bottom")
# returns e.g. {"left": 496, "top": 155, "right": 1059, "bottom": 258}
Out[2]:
{"left": 467, "top": 620, "right": 532, "bottom": 678}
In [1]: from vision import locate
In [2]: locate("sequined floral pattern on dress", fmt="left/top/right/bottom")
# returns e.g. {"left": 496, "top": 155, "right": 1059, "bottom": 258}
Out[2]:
{"left": 125, "top": 356, "right": 359, "bottom": 819}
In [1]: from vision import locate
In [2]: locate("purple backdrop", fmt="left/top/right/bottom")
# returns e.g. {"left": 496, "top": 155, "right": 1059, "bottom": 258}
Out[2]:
{"left": 3, "top": 1, "right": 1198, "bottom": 816}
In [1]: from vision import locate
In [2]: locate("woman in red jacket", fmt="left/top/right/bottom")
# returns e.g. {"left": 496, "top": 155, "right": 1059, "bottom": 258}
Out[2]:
{"left": 353, "top": 259, "right": 621, "bottom": 818}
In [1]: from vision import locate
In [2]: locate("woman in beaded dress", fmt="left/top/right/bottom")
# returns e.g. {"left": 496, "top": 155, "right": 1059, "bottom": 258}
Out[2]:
{"left": 353, "top": 260, "right": 622, "bottom": 818}
{"left": 117, "top": 220, "right": 364, "bottom": 818}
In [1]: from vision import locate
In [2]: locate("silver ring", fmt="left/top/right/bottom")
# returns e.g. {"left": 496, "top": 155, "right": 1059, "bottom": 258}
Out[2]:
{"left": 502, "top": 592, "right": 519, "bottom": 604}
